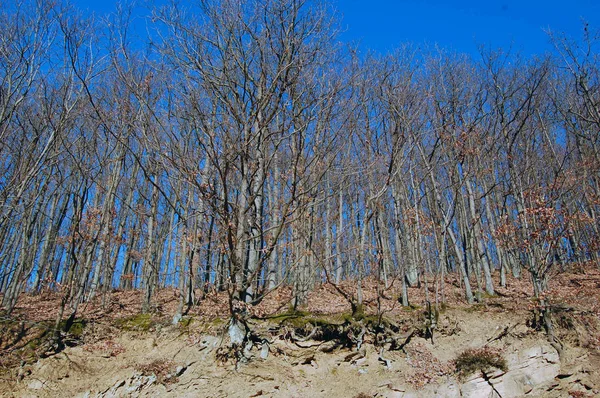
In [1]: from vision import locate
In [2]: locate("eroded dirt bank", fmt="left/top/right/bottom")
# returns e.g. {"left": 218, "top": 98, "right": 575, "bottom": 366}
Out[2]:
{"left": 2, "top": 305, "right": 599, "bottom": 398}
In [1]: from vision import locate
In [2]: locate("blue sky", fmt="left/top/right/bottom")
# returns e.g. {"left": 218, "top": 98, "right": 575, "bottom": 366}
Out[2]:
{"left": 336, "top": 0, "right": 600, "bottom": 56}
{"left": 72, "top": 0, "right": 600, "bottom": 57}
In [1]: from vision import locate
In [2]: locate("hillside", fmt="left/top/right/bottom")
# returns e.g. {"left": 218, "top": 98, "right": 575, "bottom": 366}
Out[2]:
{"left": 2, "top": 266, "right": 599, "bottom": 397}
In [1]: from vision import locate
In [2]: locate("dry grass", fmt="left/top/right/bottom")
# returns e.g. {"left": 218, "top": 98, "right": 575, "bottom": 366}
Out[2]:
{"left": 454, "top": 347, "right": 507, "bottom": 379}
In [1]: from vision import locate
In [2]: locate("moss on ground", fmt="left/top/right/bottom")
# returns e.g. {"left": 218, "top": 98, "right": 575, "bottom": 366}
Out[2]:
{"left": 402, "top": 304, "right": 422, "bottom": 311}
{"left": 209, "top": 317, "right": 225, "bottom": 327}
{"left": 464, "top": 303, "right": 487, "bottom": 313}
{"left": 115, "top": 313, "right": 155, "bottom": 332}
{"left": 266, "top": 306, "right": 391, "bottom": 333}
{"left": 178, "top": 316, "right": 194, "bottom": 330}
{"left": 58, "top": 318, "right": 87, "bottom": 337}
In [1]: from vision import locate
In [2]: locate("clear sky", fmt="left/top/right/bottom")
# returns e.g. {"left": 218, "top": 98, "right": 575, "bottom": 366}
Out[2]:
{"left": 71, "top": 0, "right": 600, "bottom": 57}
{"left": 335, "top": 0, "right": 600, "bottom": 56}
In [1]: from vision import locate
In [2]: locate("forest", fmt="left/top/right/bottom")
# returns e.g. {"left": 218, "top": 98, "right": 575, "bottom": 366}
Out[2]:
{"left": 1, "top": 0, "right": 599, "bottom": 368}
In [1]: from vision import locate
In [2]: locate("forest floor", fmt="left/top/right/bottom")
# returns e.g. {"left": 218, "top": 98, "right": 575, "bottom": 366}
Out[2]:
{"left": 1, "top": 263, "right": 600, "bottom": 397}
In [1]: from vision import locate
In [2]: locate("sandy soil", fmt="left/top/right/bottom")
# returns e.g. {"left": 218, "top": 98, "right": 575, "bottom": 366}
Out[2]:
{"left": 2, "top": 306, "right": 599, "bottom": 398}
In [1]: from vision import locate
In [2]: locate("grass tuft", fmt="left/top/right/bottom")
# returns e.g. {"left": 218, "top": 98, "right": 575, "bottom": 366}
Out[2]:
{"left": 454, "top": 347, "right": 507, "bottom": 379}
